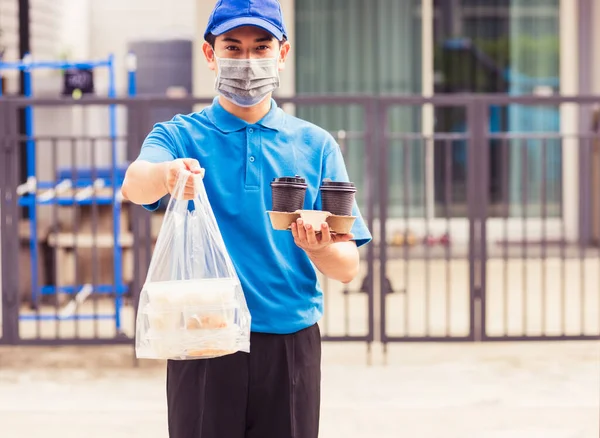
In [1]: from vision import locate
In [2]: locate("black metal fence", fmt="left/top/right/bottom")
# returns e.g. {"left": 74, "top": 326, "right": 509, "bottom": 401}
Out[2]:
{"left": 1, "top": 95, "right": 599, "bottom": 347}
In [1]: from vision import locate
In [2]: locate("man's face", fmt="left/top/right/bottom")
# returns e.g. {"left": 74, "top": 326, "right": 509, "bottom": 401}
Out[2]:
{"left": 203, "top": 26, "right": 290, "bottom": 73}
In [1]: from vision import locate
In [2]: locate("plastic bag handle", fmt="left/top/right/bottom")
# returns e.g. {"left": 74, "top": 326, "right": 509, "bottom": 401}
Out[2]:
{"left": 172, "top": 169, "right": 195, "bottom": 200}
{"left": 144, "top": 166, "right": 239, "bottom": 283}
{"left": 189, "top": 176, "right": 239, "bottom": 277}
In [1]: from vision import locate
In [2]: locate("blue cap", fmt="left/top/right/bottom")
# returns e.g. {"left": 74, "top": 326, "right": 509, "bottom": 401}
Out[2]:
{"left": 204, "top": 0, "right": 288, "bottom": 41}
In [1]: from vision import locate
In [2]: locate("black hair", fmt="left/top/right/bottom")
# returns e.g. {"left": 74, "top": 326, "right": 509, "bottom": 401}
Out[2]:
{"left": 205, "top": 32, "right": 287, "bottom": 48}
{"left": 205, "top": 33, "right": 218, "bottom": 47}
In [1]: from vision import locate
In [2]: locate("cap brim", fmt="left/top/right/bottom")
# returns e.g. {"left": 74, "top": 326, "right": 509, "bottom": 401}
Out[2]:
{"left": 207, "top": 16, "right": 284, "bottom": 40}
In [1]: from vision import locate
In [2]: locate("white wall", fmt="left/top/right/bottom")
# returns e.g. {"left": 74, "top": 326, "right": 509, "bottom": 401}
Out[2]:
{"left": 0, "top": 0, "right": 19, "bottom": 63}
{"left": 0, "top": 0, "right": 65, "bottom": 93}
{"left": 0, "top": 0, "right": 19, "bottom": 93}
{"left": 59, "top": 0, "right": 91, "bottom": 60}
{"left": 194, "top": 0, "right": 217, "bottom": 98}
{"left": 90, "top": 0, "right": 195, "bottom": 97}
{"left": 30, "top": 0, "right": 63, "bottom": 60}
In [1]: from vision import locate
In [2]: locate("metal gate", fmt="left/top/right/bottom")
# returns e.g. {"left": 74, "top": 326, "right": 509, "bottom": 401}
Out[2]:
{"left": 0, "top": 98, "right": 135, "bottom": 345}
{"left": 378, "top": 95, "right": 600, "bottom": 345}
{"left": 0, "top": 96, "right": 377, "bottom": 346}
{"left": 1, "top": 95, "right": 600, "bottom": 346}
{"left": 478, "top": 95, "right": 600, "bottom": 342}
{"left": 378, "top": 96, "right": 477, "bottom": 344}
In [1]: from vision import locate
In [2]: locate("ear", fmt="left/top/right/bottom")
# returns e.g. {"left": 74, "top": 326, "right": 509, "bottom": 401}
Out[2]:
{"left": 277, "top": 41, "right": 291, "bottom": 72}
{"left": 203, "top": 41, "right": 217, "bottom": 71}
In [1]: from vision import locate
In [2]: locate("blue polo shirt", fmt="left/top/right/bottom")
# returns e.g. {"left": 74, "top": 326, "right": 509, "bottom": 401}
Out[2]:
{"left": 136, "top": 97, "right": 372, "bottom": 334}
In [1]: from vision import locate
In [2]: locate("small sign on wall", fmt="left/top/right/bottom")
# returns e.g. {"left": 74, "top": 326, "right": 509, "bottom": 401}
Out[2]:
{"left": 62, "top": 68, "right": 94, "bottom": 96}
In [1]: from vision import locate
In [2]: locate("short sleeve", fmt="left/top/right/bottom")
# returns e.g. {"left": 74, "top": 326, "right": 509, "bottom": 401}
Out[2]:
{"left": 316, "top": 140, "right": 372, "bottom": 248}
{"left": 137, "top": 123, "right": 178, "bottom": 164}
{"left": 136, "top": 124, "right": 178, "bottom": 211}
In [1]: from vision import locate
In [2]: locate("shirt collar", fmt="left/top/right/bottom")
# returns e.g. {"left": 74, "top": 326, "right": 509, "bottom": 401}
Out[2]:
{"left": 205, "top": 97, "right": 284, "bottom": 133}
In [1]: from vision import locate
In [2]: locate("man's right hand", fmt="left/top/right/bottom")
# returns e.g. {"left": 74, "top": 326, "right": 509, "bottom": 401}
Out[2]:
{"left": 164, "top": 158, "right": 205, "bottom": 200}
{"left": 122, "top": 158, "right": 205, "bottom": 206}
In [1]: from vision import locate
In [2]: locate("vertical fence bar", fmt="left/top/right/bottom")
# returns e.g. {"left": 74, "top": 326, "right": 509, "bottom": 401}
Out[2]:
{"left": 24, "top": 67, "right": 39, "bottom": 314}
{"left": 365, "top": 98, "right": 376, "bottom": 345}
{"left": 560, "top": 138, "right": 566, "bottom": 335}
{"left": 90, "top": 138, "right": 99, "bottom": 338}
{"left": 423, "top": 136, "right": 431, "bottom": 336}
{"left": 0, "top": 100, "right": 7, "bottom": 343}
{"left": 10, "top": 101, "right": 21, "bottom": 343}
{"left": 322, "top": 273, "right": 330, "bottom": 335}
{"left": 541, "top": 138, "right": 548, "bottom": 335}
{"left": 578, "top": 1, "right": 593, "bottom": 247}
{"left": 128, "top": 102, "right": 142, "bottom": 336}
{"left": 467, "top": 102, "right": 478, "bottom": 340}
{"left": 479, "top": 102, "right": 490, "bottom": 340}
{"left": 343, "top": 280, "right": 350, "bottom": 336}
{"left": 109, "top": 87, "right": 123, "bottom": 335}
{"left": 579, "top": 136, "right": 587, "bottom": 335}
{"left": 378, "top": 102, "right": 389, "bottom": 347}
{"left": 502, "top": 136, "right": 509, "bottom": 335}
{"left": 28, "top": 171, "right": 39, "bottom": 311}
{"left": 467, "top": 98, "right": 486, "bottom": 341}
{"left": 51, "top": 139, "right": 60, "bottom": 338}
{"left": 71, "top": 138, "right": 80, "bottom": 338}
{"left": 521, "top": 139, "right": 528, "bottom": 335}
{"left": 444, "top": 138, "right": 452, "bottom": 336}
{"left": 403, "top": 137, "right": 411, "bottom": 336}
{"left": 33, "top": 137, "right": 41, "bottom": 338}
{"left": 127, "top": 100, "right": 145, "bottom": 343}
{"left": 3, "top": 102, "right": 20, "bottom": 343}
{"left": 596, "top": 121, "right": 600, "bottom": 339}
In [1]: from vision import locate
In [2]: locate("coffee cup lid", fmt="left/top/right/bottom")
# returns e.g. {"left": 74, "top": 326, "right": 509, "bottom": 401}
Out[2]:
{"left": 272, "top": 175, "right": 306, "bottom": 184}
{"left": 321, "top": 180, "right": 355, "bottom": 188}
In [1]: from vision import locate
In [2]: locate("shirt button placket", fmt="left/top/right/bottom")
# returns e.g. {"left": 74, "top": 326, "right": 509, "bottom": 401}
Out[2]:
{"left": 245, "top": 126, "right": 260, "bottom": 188}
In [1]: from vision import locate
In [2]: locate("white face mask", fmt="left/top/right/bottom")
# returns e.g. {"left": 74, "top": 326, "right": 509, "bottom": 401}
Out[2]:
{"left": 214, "top": 56, "right": 280, "bottom": 107}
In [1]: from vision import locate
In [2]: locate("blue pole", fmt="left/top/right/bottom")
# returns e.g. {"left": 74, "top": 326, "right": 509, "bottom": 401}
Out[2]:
{"left": 24, "top": 55, "right": 34, "bottom": 177}
{"left": 24, "top": 54, "right": 39, "bottom": 307}
{"left": 127, "top": 52, "right": 137, "bottom": 97}
{"left": 107, "top": 54, "right": 123, "bottom": 332}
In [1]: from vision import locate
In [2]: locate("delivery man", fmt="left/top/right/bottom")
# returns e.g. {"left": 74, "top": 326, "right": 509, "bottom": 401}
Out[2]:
{"left": 122, "top": 0, "right": 372, "bottom": 437}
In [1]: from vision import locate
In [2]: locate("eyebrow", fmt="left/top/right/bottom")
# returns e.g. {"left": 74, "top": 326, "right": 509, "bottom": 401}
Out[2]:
{"left": 222, "top": 37, "right": 242, "bottom": 44}
{"left": 221, "top": 36, "right": 274, "bottom": 44}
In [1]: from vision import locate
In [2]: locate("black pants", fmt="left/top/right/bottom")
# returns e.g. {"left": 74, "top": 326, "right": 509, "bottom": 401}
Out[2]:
{"left": 166, "top": 324, "right": 321, "bottom": 438}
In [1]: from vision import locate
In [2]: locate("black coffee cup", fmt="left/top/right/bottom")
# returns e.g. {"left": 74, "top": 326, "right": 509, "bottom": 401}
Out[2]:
{"left": 271, "top": 176, "right": 308, "bottom": 212}
{"left": 320, "top": 180, "right": 356, "bottom": 216}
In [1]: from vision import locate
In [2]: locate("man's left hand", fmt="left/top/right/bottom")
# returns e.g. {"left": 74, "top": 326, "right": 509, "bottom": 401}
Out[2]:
{"left": 291, "top": 218, "right": 354, "bottom": 254}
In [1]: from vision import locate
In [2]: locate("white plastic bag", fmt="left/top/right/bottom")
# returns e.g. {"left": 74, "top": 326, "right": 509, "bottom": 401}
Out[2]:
{"left": 135, "top": 170, "right": 251, "bottom": 360}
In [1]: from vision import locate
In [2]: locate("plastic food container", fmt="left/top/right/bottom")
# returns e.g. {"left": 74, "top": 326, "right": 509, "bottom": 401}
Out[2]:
{"left": 136, "top": 277, "right": 246, "bottom": 360}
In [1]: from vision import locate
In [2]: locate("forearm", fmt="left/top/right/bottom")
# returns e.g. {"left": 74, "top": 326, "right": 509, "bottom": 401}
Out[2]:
{"left": 122, "top": 160, "right": 169, "bottom": 205}
{"left": 307, "top": 241, "right": 359, "bottom": 284}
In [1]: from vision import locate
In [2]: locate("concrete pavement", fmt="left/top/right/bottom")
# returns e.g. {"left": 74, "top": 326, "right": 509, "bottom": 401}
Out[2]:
{"left": 0, "top": 341, "right": 598, "bottom": 438}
